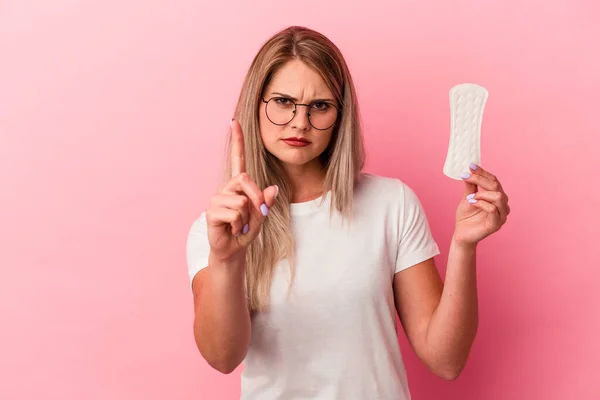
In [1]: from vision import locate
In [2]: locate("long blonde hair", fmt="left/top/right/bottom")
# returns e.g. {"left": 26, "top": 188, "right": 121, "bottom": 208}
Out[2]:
{"left": 224, "top": 26, "right": 365, "bottom": 312}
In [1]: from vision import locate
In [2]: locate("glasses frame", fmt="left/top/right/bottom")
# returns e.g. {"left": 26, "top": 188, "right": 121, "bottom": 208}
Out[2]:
{"left": 260, "top": 96, "right": 340, "bottom": 131}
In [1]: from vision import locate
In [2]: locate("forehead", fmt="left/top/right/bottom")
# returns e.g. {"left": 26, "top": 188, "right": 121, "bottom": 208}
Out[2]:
{"left": 264, "top": 59, "right": 333, "bottom": 99}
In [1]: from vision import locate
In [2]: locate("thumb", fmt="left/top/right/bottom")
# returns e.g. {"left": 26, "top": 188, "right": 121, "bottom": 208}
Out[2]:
{"left": 240, "top": 185, "right": 279, "bottom": 243}
{"left": 263, "top": 185, "right": 279, "bottom": 209}
{"left": 247, "top": 185, "right": 278, "bottom": 229}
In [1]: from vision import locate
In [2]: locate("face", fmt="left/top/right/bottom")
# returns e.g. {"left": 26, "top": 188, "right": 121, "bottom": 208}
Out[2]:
{"left": 259, "top": 59, "right": 338, "bottom": 170}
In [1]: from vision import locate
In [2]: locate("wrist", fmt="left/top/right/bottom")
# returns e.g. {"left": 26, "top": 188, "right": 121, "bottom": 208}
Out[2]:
{"left": 209, "top": 249, "right": 246, "bottom": 269}
{"left": 451, "top": 234, "right": 478, "bottom": 253}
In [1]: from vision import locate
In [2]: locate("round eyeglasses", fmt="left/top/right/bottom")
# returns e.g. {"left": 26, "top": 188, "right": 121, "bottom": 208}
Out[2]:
{"left": 261, "top": 97, "right": 340, "bottom": 131}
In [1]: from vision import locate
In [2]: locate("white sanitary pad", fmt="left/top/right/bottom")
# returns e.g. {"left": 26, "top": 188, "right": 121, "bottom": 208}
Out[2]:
{"left": 443, "top": 83, "right": 489, "bottom": 180}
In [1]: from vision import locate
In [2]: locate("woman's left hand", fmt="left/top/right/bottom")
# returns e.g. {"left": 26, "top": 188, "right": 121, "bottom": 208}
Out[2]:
{"left": 453, "top": 163, "right": 510, "bottom": 247}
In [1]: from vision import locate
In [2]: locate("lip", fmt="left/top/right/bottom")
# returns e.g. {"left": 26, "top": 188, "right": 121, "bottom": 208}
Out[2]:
{"left": 282, "top": 137, "right": 311, "bottom": 147}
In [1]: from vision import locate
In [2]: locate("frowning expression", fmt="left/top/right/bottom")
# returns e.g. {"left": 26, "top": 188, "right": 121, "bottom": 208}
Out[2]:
{"left": 259, "top": 59, "right": 339, "bottom": 168}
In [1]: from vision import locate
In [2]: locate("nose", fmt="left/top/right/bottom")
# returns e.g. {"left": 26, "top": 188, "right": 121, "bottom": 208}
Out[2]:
{"left": 290, "top": 104, "right": 310, "bottom": 131}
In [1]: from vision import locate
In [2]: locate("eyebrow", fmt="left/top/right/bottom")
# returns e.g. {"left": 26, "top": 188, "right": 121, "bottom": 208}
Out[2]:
{"left": 271, "top": 92, "right": 336, "bottom": 104}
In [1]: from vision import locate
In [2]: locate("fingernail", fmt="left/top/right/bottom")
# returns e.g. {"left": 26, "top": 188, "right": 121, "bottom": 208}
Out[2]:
{"left": 469, "top": 163, "right": 478, "bottom": 171}
{"left": 468, "top": 198, "right": 477, "bottom": 204}
{"left": 460, "top": 172, "right": 471, "bottom": 179}
{"left": 273, "top": 185, "right": 279, "bottom": 199}
{"left": 466, "top": 193, "right": 476, "bottom": 200}
{"left": 260, "top": 203, "right": 269, "bottom": 216}
{"left": 242, "top": 223, "right": 249, "bottom": 234}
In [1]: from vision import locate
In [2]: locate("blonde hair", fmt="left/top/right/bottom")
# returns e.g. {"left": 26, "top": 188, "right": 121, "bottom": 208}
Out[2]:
{"left": 224, "top": 26, "right": 365, "bottom": 312}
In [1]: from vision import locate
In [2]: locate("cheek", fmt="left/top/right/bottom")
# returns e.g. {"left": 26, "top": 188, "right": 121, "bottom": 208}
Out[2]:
{"left": 258, "top": 106, "right": 268, "bottom": 138}
{"left": 313, "top": 131, "right": 334, "bottom": 152}
{"left": 259, "top": 111, "right": 284, "bottom": 150}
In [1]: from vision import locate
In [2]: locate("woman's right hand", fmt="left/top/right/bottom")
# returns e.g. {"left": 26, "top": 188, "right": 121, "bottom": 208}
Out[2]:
{"left": 206, "top": 119, "right": 279, "bottom": 263}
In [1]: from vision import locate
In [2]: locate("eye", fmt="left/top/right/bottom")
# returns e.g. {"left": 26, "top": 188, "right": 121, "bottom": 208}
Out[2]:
{"left": 274, "top": 97, "right": 292, "bottom": 105}
{"left": 312, "top": 102, "right": 330, "bottom": 111}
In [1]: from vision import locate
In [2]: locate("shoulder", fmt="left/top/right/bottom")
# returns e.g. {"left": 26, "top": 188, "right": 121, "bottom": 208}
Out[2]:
{"left": 186, "top": 212, "right": 209, "bottom": 245}
{"left": 356, "top": 173, "right": 422, "bottom": 206}
{"left": 186, "top": 211, "right": 210, "bottom": 284}
{"left": 188, "top": 211, "right": 208, "bottom": 234}
{"left": 187, "top": 212, "right": 210, "bottom": 250}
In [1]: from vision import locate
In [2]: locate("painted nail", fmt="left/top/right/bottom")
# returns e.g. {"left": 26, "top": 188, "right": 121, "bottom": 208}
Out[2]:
{"left": 260, "top": 203, "right": 269, "bottom": 216}
{"left": 469, "top": 163, "right": 478, "bottom": 171}
{"left": 468, "top": 198, "right": 477, "bottom": 204}
{"left": 274, "top": 185, "right": 279, "bottom": 199}
{"left": 460, "top": 172, "right": 471, "bottom": 179}
{"left": 242, "top": 223, "right": 249, "bottom": 234}
{"left": 466, "top": 193, "right": 476, "bottom": 200}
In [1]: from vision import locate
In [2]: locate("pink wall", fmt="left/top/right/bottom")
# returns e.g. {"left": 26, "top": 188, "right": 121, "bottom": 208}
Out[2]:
{"left": 1, "top": 1, "right": 598, "bottom": 399}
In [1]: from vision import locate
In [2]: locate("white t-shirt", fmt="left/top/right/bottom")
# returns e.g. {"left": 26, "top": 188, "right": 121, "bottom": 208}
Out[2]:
{"left": 186, "top": 173, "right": 440, "bottom": 400}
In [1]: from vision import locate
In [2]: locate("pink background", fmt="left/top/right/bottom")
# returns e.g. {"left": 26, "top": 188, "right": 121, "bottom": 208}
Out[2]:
{"left": 1, "top": 1, "right": 599, "bottom": 399}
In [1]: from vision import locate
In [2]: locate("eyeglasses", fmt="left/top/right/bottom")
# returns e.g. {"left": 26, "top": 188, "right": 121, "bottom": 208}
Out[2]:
{"left": 261, "top": 97, "right": 339, "bottom": 131}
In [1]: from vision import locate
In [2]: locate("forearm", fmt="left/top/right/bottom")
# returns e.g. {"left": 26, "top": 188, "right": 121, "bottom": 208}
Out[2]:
{"left": 194, "top": 252, "right": 251, "bottom": 374}
{"left": 425, "top": 236, "right": 478, "bottom": 378}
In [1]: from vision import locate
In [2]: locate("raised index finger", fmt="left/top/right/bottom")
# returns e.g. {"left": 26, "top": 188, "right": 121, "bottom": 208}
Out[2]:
{"left": 230, "top": 119, "right": 246, "bottom": 177}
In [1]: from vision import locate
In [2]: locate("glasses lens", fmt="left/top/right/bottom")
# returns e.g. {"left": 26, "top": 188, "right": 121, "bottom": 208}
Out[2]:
{"left": 266, "top": 98, "right": 295, "bottom": 125}
{"left": 309, "top": 102, "right": 338, "bottom": 130}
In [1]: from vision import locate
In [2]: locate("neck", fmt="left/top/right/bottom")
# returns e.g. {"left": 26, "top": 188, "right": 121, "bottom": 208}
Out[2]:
{"left": 282, "top": 160, "right": 326, "bottom": 203}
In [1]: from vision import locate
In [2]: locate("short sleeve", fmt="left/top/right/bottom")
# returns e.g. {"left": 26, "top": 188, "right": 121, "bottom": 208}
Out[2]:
{"left": 186, "top": 212, "right": 210, "bottom": 287}
{"left": 394, "top": 184, "right": 440, "bottom": 273}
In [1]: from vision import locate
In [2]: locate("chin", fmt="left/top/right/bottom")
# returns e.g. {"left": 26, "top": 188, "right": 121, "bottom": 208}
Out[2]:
{"left": 267, "top": 147, "right": 323, "bottom": 167}
{"left": 276, "top": 153, "right": 318, "bottom": 166}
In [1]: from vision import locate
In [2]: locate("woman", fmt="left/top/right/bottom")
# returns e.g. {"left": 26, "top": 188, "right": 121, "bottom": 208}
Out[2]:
{"left": 186, "top": 26, "right": 510, "bottom": 399}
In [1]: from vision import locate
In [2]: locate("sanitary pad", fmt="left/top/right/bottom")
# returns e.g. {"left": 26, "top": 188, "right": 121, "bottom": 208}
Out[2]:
{"left": 443, "top": 83, "right": 489, "bottom": 180}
